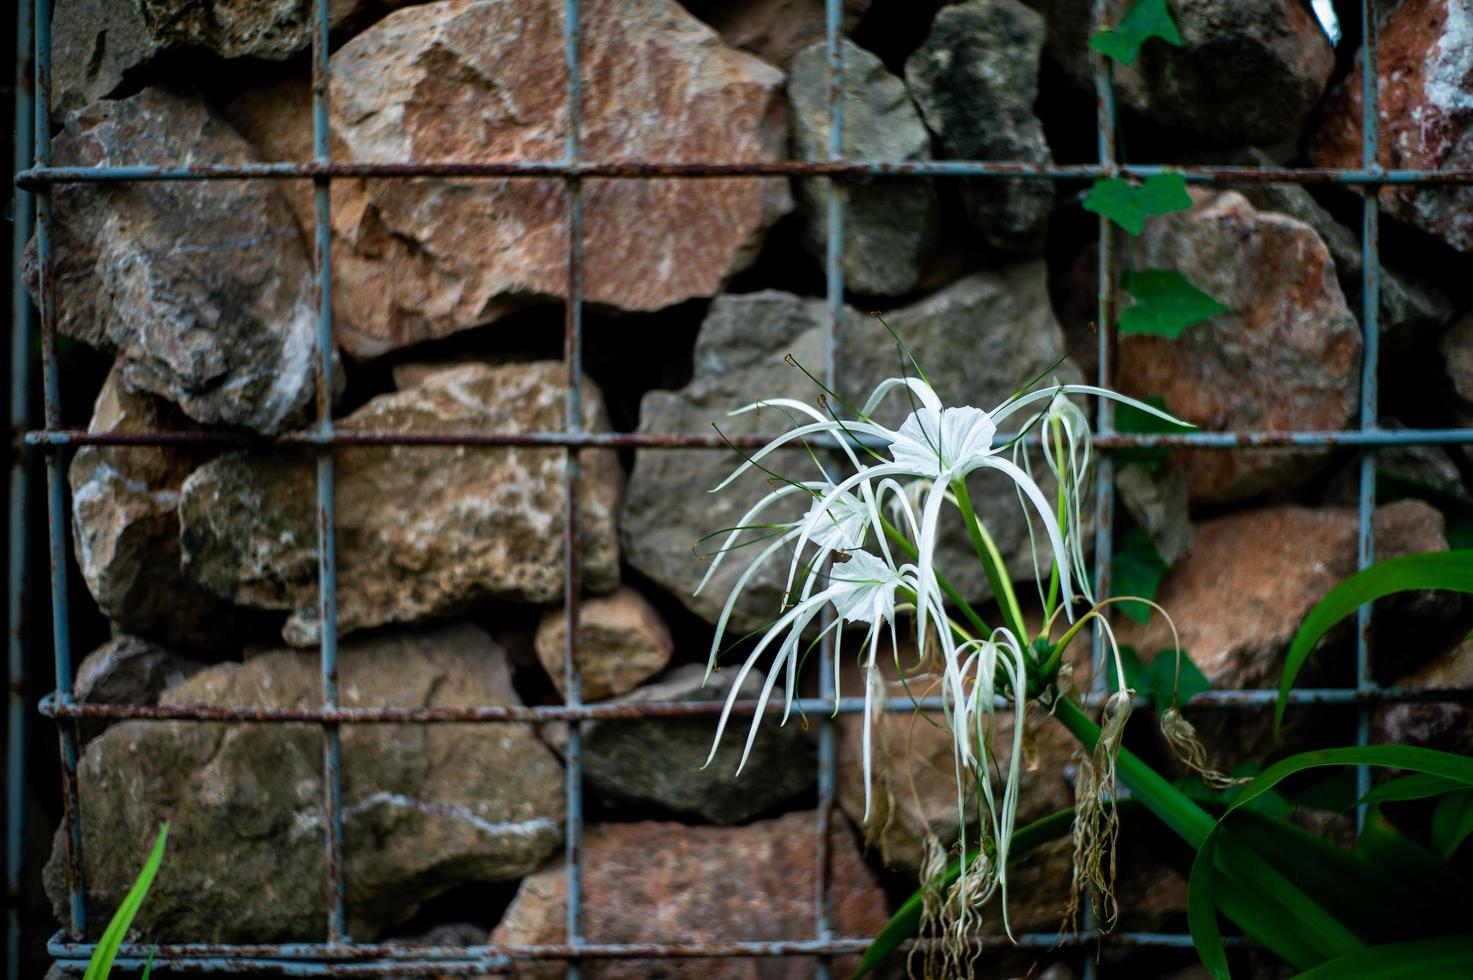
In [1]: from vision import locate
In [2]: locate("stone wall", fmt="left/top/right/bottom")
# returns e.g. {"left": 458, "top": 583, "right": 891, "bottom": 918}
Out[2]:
{"left": 28, "top": 0, "right": 1473, "bottom": 976}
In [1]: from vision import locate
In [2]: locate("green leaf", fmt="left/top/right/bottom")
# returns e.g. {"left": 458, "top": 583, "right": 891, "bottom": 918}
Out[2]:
{"left": 1292, "top": 935, "right": 1473, "bottom": 979}
{"left": 1088, "top": 0, "right": 1184, "bottom": 66}
{"left": 1155, "top": 647, "right": 1210, "bottom": 706}
{"left": 1355, "top": 806, "right": 1471, "bottom": 916}
{"left": 1357, "top": 773, "right": 1467, "bottom": 807}
{"left": 1188, "top": 746, "right": 1473, "bottom": 978}
{"left": 1112, "top": 529, "right": 1169, "bottom": 623}
{"left": 84, "top": 822, "right": 169, "bottom": 980}
{"left": 1274, "top": 550, "right": 1473, "bottom": 735}
{"left": 1115, "top": 394, "right": 1186, "bottom": 472}
{"left": 141, "top": 948, "right": 155, "bottom": 980}
{"left": 1118, "top": 269, "right": 1229, "bottom": 338}
{"left": 1104, "top": 644, "right": 1151, "bottom": 695}
{"left": 1083, "top": 172, "right": 1192, "bottom": 234}
{"left": 1431, "top": 789, "right": 1473, "bottom": 859}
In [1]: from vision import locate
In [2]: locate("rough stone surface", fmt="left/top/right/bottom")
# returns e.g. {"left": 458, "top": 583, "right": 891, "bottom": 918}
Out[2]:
{"left": 69, "top": 368, "right": 248, "bottom": 652}
{"left": 73, "top": 635, "right": 205, "bottom": 743}
{"left": 683, "top": 0, "right": 871, "bottom": 68}
{"left": 1375, "top": 637, "right": 1473, "bottom": 756}
{"left": 547, "top": 664, "right": 816, "bottom": 824}
{"left": 1441, "top": 312, "right": 1473, "bottom": 430}
{"left": 23, "top": 89, "right": 319, "bottom": 433}
{"left": 491, "top": 813, "right": 888, "bottom": 979}
{"left": 1117, "top": 502, "right": 1451, "bottom": 690}
{"left": 1115, "top": 462, "right": 1194, "bottom": 566}
{"left": 1237, "top": 167, "right": 1454, "bottom": 350}
{"left": 907, "top": 0, "right": 1053, "bottom": 253}
{"left": 1118, "top": 191, "right": 1362, "bottom": 503}
{"left": 1026, "top": 0, "right": 1335, "bottom": 145}
{"left": 622, "top": 266, "right": 1077, "bottom": 633}
{"left": 1311, "top": 0, "right": 1473, "bottom": 252}
{"left": 44, "top": 623, "right": 565, "bottom": 942}
{"left": 534, "top": 587, "right": 673, "bottom": 702}
{"left": 789, "top": 39, "right": 939, "bottom": 295}
{"left": 52, "top": 0, "right": 374, "bottom": 112}
{"left": 179, "top": 363, "right": 622, "bottom": 646}
{"left": 228, "top": 0, "right": 791, "bottom": 359}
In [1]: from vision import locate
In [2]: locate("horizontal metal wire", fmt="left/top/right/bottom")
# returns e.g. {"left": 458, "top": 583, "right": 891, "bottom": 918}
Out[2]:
{"left": 38, "top": 686, "right": 1473, "bottom": 725}
{"left": 14, "top": 160, "right": 1473, "bottom": 186}
{"left": 22, "top": 426, "right": 1473, "bottom": 451}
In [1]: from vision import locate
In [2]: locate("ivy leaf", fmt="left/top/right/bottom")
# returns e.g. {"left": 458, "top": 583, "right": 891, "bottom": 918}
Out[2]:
{"left": 1104, "top": 644, "right": 1153, "bottom": 697}
{"left": 1118, "top": 268, "right": 1228, "bottom": 338}
{"left": 1083, "top": 173, "right": 1192, "bottom": 234}
{"left": 1089, "top": 0, "right": 1184, "bottom": 67}
{"left": 1116, "top": 393, "right": 1182, "bottom": 472}
{"left": 1111, "top": 527, "right": 1169, "bottom": 623}
{"left": 1154, "top": 647, "right": 1210, "bottom": 706}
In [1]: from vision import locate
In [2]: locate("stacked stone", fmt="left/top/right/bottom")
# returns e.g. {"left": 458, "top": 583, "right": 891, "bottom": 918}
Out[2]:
{"left": 32, "top": 0, "right": 1473, "bottom": 974}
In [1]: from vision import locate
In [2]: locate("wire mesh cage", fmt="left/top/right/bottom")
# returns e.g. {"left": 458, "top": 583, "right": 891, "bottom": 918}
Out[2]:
{"left": 8, "top": 0, "right": 1473, "bottom": 976}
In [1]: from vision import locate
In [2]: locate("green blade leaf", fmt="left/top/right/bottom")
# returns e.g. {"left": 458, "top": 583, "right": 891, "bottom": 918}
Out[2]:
{"left": 84, "top": 822, "right": 169, "bottom": 980}
{"left": 1355, "top": 805, "right": 1471, "bottom": 911}
{"left": 1111, "top": 530, "right": 1170, "bottom": 624}
{"left": 1292, "top": 935, "right": 1473, "bottom": 979}
{"left": 1274, "top": 550, "right": 1473, "bottom": 735}
{"left": 1119, "top": 269, "right": 1229, "bottom": 338}
{"left": 1431, "top": 789, "right": 1473, "bottom": 860}
{"left": 141, "top": 947, "right": 155, "bottom": 980}
{"left": 1357, "top": 773, "right": 1467, "bottom": 807}
{"left": 1083, "top": 173, "right": 1192, "bottom": 234}
{"left": 1088, "top": 0, "right": 1184, "bottom": 66}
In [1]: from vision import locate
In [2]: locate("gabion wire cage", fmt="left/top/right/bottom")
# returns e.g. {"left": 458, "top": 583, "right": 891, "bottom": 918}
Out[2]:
{"left": 7, "top": 0, "right": 1473, "bottom": 976}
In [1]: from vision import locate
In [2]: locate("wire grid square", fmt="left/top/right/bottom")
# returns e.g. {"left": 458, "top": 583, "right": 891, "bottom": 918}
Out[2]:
{"left": 10, "top": 0, "right": 1473, "bottom": 975}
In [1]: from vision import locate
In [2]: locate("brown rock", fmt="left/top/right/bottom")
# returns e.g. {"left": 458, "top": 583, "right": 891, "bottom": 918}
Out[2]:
{"left": 1375, "top": 637, "right": 1473, "bottom": 755}
{"left": 25, "top": 89, "right": 320, "bottom": 433}
{"left": 1117, "top": 501, "right": 1450, "bottom": 690}
{"left": 179, "top": 362, "right": 622, "bottom": 646}
{"left": 683, "top": 0, "right": 872, "bottom": 68}
{"left": 228, "top": 0, "right": 790, "bottom": 359}
{"left": 1311, "top": 0, "right": 1473, "bottom": 252}
{"left": 1441, "top": 312, "right": 1473, "bottom": 429}
{"left": 73, "top": 635, "right": 205, "bottom": 743}
{"left": 490, "top": 813, "right": 888, "bottom": 979}
{"left": 534, "top": 587, "right": 673, "bottom": 702}
{"left": 45, "top": 623, "right": 565, "bottom": 942}
{"left": 1118, "top": 191, "right": 1362, "bottom": 502}
{"left": 69, "top": 369, "right": 254, "bottom": 652}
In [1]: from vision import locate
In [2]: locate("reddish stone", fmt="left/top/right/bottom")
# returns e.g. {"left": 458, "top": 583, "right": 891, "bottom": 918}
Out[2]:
{"left": 1375, "top": 637, "right": 1473, "bottom": 755}
{"left": 229, "top": 0, "right": 790, "bottom": 359}
{"left": 1118, "top": 191, "right": 1362, "bottom": 502}
{"left": 491, "top": 812, "right": 888, "bottom": 979}
{"left": 1311, "top": 0, "right": 1473, "bottom": 252}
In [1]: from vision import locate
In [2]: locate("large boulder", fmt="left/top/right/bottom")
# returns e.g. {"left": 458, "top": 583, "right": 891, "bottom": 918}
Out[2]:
{"left": 1375, "top": 637, "right": 1473, "bottom": 756}
{"left": 1311, "top": 0, "right": 1473, "bottom": 253}
{"left": 906, "top": 0, "right": 1054, "bottom": 253}
{"left": 1025, "top": 0, "right": 1335, "bottom": 145}
{"left": 621, "top": 266, "right": 1077, "bottom": 633}
{"left": 72, "top": 635, "right": 205, "bottom": 743}
{"left": 1117, "top": 191, "right": 1362, "bottom": 503}
{"left": 683, "top": 0, "right": 872, "bottom": 69}
{"left": 533, "top": 587, "right": 674, "bottom": 703}
{"left": 68, "top": 368, "right": 251, "bottom": 651}
{"left": 789, "top": 39, "right": 939, "bottom": 295}
{"left": 227, "top": 0, "right": 791, "bottom": 359}
{"left": 23, "top": 89, "right": 320, "bottom": 433}
{"left": 44, "top": 623, "right": 565, "bottom": 942}
{"left": 490, "top": 812, "right": 888, "bottom": 979}
{"left": 179, "top": 362, "right": 623, "bottom": 646}
{"left": 546, "top": 664, "right": 816, "bottom": 824}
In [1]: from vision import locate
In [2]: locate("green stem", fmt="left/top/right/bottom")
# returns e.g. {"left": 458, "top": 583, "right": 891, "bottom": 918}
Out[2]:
{"left": 880, "top": 514, "right": 991, "bottom": 637}
{"left": 951, "top": 479, "right": 1028, "bottom": 641}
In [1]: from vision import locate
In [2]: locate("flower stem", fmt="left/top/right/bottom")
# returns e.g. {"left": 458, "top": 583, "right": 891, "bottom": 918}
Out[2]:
{"left": 951, "top": 479, "right": 1029, "bottom": 641}
{"left": 879, "top": 514, "right": 992, "bottom": 637}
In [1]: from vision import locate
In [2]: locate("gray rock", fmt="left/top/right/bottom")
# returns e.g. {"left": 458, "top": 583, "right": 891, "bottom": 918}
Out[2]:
{"left": 1025, "top": 0, "right": 1335, "bottom": 146}
{"left": 1442, "top": 313, "right": 1473, "bottom": 427}
{"left": 789, "top": 39, "right": 939, "bottom": 295}
{"left": 73, "top": 635, "right": 205, "bottom": 742}
{"left": 1236, "top": 170, "right": 1453, "bottom": 351}
{"left": 906, "top": 0, "right": 1053, "bottom": 253}
{"left": 44, "top": 622, "right": 565, "bottom": 942}
{"left": 549, "top": 664, "right": 815, "bottom": 824}
{"left": 23, "top": 89, "right": 320, "bottom": 434}
{"left": 1375, "top": 637, "right": 1473, "bottom": 757}
{"left": 1115, "top": 462, "right": 1193, "bottom": 566}
{"left": 534, "top": 587, "right": 674, "bottom": 703}
{"left": 179, "top": 362, "right": 623, "bottom": 646}
{"left": 621, "top": 264, "right": 1077, "bottom": 633}
{"left": 69, "top": 368, "right": 248, "bottom": 652}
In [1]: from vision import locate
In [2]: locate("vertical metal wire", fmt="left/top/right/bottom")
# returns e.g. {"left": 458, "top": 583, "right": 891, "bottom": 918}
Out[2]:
{"left": 814, "top": 1, "right": 844, "bottom": 976}
{"left": 1353, "top": 0, "right": 1381, "bottom": 832}
{"left": 561, "top": 1, "right": 586, "bottom": 976}
{"left": 32, "top": 0, "right": 87, "bottom": 941}
{"left": 310, "top": 0, "right": 347, "bottom": 943}
{"left": 6, "top": 1, "right": 37, "bottom": 972}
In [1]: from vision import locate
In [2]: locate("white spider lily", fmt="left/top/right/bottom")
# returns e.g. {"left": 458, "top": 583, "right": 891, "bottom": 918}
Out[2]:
{"left": 1014, "top": 391, "right": 1095, "bottom": 608}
